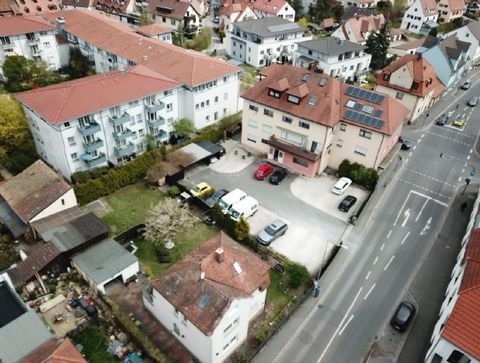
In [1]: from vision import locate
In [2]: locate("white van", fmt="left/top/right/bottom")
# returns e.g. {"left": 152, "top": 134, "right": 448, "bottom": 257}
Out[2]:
{"left": 229, "top": 196, "right": 258, "bottom": 222}
{"left": 218, "top": 188, "right": 247, "bottom": 214}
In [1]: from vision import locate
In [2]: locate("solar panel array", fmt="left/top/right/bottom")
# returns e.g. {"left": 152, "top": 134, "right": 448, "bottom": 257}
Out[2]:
{"left": 344, "top": 109, "right": 385, "bottom": 129}
{"left": 267, "top": 22, "right": 301, "bottom": 33}
{"left": 345, "top": 86, "right": 385, "bottom": 105}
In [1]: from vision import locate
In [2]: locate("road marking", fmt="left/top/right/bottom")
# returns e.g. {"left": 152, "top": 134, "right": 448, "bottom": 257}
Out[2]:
{"left": 365, "top": 271, "right": 371, "bottom": 280}
{"left": 421, "top": 134, "right": 425, "bottom": 138}
{"left": 404, "top": 168, "right": 456, "bottom": 188}
{"left": 470, "top": 149, "right": 474, "bottom": 154}
{"left": 413, "top": 146, "right": 417, "bottom": 150}
{"left": 384, "top": 256, "right": 395, "bottom": 271}
{"left": 458, "top": 176, "right": 462, "bottom": 182}
{"left": 373, "top": 256, "right": 379, "bottom": 265}
{"left": 467, "top": 155, "right": 471, "bottom": 160}
{"left": 426, "top": 131, "right": 474, "bottom": 145}
{"left": 317, "top": 287, "right": 364, "bottom": 363}
{"left": 387, "top": 230, "right": 392, "bottom": 239}
{"left": 393, "top": 193, "right": 411, "bottom": 227}
{"left": 464, "top": 107, "right": 468, "bottom": 111}
{"left": 380, "top": 243, "right": 385, "bottom": 251}
{"left": 462, "top": 169, "right": 465, "bottom": 174}
{"left": 338, "top": 315, "right": 354, "bottom": 336}
{"left": 401, "top": 209, "right": 410, "bottom": 227}
{"left": 398, "top": 180, "right": 450, "bottom": 202}
{"left": 421, "top": 217, "right": 432, "bottom": 236}
{"left": 416, "top": 199, "right": 429, "bottom": 221}
{"left": 405, "top": 157, "right": 409, "bottom": 163}
{"left": 400, "top": 231, "right": 410, "bottom": 245}
{"left": 363, "top": 283, "right": 376, "bottom": 301}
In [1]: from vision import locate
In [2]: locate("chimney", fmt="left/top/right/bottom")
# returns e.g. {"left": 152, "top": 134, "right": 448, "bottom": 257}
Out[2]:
{"left": 56, "top": 16, "right": 65, "bottom": 37}
{"left": 215, "top": 247, "right": 224, "bottom": 263}
{"left": 118, "top": 64, "right": 125, "bottom": 74}
{"left": 200, "top": 271, "right": 205, "bottom": 280}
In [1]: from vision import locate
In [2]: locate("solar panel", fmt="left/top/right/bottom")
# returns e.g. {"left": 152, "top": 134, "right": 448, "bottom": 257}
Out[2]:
{"left": 374, "top": 109, "right": 383, "bottom": 118}
{"left": 354, "top": 102, "right": 363, "bottom": 111}
{"left": 198, "top": 294, "right": 210, "bottom": 309}
{"left": 345, "top": 86, "right": 386, "bottom": 105}
{"left": 343, "top": 110, "right": 385, "bottom": 129}
{"left": 345, "top": 86, "right": 354, "bottom": 96}
{"left": 267, "top": 23, "right": 300, "bottom": 33}
{"left": 368, "top": 92, "right": 377, "bottom": 102}
{"left": 351, "top": 87, "right": 360, "bottom": 97}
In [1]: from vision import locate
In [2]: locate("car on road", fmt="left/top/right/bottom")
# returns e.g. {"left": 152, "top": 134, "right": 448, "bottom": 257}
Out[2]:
{"left": 461, "top": 80, "right": 471, "bottom": 90}
{"left": 468, "top": 96, "right": 478, "bottom": 107}
{"left": 453, "top": 118, "right": 465, "bottom": 127}
{"left": 436, "top": 114, "right": 448, "bottom": 126}
{"left": 338, "top": 195, "right": 357, "bottom": 212}
{"left": 398, "top": 136, "right": 411, "bottom": 150}
{"left": 255, "top": 163, "right": 273, "bottom": 180}
{"left": 269, "top": 169, "right": 287, "bottom": 185}
{"left": 257, "top": 219, "right": 288, "bottom": 245}
{"left": 213, "top": 15, "right": 220, "bottom": 23}
{"left": 331, "top": 177, "right": 352, "bottom": 195}
{"left": 390, "top": 301, "right": 416, "bottom": 332}
{"left": 190, "top": 182, "right": 213, "bottom": 198}
{"left": 204, "top": 189, "right": 229, "bottom": 208}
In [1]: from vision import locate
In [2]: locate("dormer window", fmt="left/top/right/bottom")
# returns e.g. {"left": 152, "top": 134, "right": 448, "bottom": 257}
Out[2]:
{"left": 412, "top": 81, "right": 419, "bottom": 90}
{"left": 287, "top": 95, "right": 300, "bottom": 104}
{"left": 383, "top": 73, "right": 390, "bottom": 81}
{"left": 269, "top": 89, "right": 281, "bottom": 98}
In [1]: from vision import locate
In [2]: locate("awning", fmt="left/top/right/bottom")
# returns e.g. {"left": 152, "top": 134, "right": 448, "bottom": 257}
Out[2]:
{"left": 267, "top": 137, "right": 321, "bottom": 162}
{"left": 0, "top": 200, "right": 27, "bottom": 238}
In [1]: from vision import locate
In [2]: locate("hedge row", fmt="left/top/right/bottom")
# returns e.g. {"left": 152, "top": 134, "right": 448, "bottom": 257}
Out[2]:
{"left": 338, "top": 159, "right": 378, "bottom": 190}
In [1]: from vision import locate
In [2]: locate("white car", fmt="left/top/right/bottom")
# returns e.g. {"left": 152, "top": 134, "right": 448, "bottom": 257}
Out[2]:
{"left": 331, "top": 177, "right": 352, "bottom": 195}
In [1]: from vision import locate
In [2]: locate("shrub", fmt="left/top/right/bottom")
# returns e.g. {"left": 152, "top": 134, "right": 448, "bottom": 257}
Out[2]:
{"left": 337, "top": 159, "right": 378, "bottom": 190}
{"left": 167, "top": 185, "right": 180, "bottom": 197}
{"left": 72, "top": 166, "right": 110, "bottom": 184}
{"left": 286, "top": 262, "right": 310, "bottom": 289}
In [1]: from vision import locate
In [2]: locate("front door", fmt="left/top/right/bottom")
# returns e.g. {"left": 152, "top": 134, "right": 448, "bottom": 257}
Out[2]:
{"left": 273, "top": 149, "right": 279, "bottom": 161}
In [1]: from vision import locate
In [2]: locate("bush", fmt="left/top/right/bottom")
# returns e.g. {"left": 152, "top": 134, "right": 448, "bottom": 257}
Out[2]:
{"left": 286, "top": 262, "right": 310, "bottom": 289}
{"left": 72, "top": 166, "right": 110, "bottom": 184}
{"left": 167, "top": 185, "right": 180, "bottom": 197}
{"left": 337, "top": 159, "right": 378, "bottom": 190}
{"left": 186, "top": 28, "right": 212, "bottom": 51}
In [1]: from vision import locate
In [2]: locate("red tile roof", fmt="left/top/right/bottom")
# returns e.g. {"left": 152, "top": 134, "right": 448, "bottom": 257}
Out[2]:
{"left": 251, "top": 0, "right": 287, "bottom": 15}
{"left": 0, "top": 15, "right": 54, "bottom": 36}
{"left": 465, "top": 227, "right": 480, "bottom": 260}
{"left": 148, "top": 0, "right": 191, "bottom": 20}
{"left": 340, "top": 14, "right": 385, "bottom": 43}
{"left": 150, "top": 232, "right": 270, "bottom": 335}
{"left": 136, "top": 23, "right": 172, "bottom": 36}
{"left": 15, "top": 65, "right": 179, "bottom": 124}
{"left": 43, "top": 10, "right": 240, "bottom": 86}
{"left": 95, "top": 0, "right": 131, "bottom": 12}
{"left": 19, "top": 338, "right": 86, "bottom": 363}
{"left": 460, "top": 259, "right": 480, "bottom": 292}
{"left": 448, "top": 0, "right": 466, "bottom": 11}
{"left": 420, "top": 0, "right": 438, "bottom": 15}
{"left": 375, "top": 54, "right": 445, "bottom": 98}
{"left": 219, "top": 2, "right": 250, "bottom": 16}
{"left": 243, "top": 64, "right": 408, "bottom": 135}
{"left": 0, "top": 160, "right": 72, "bottom": 223}
{"left": 16, "top": 0, "right": 61, "bottom": 15}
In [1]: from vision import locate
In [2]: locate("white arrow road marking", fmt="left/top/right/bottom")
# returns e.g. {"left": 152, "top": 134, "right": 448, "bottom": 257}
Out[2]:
{"left": 402, "top": 209, "right": 411, "bottom": 227}
{"left": 421, "top": 217, "right": 432, "bottom": 236}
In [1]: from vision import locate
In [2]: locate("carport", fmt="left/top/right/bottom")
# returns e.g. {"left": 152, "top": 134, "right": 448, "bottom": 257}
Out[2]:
{"left": 0, "top": 199, "right": 27, "bottom": 238}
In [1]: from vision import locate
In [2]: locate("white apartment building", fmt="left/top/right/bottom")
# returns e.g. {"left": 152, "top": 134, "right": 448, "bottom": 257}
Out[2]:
{"left": 143, "top": 232, "right": 271, "bottom": 363}
{"left": 0, "top": 15, "right": 62, "bottom": 76}
{"left": 443, "top": 22, "right": 480, "bottom": 69}
{"left": 15, "top": 66, "right": 182, "bottom": 179}
{"left": 227, "top": 17, "right": 311, "bottom": 67}
{"left": 44, "top": 9, "right": 241, "bottom": 130}
{"left": 250, "top": 0, "right": 296, "bottom": 22}
{"left": 294, "top": 37, "right": 371, "bottom": 82}
{"left": 400, "top": 0, "right": 438, "bottom": 35}
{"left": 219, "top": 3, "right": 257, "bottom": 33}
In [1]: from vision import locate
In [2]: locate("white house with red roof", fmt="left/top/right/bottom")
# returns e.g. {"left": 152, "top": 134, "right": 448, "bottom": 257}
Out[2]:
{"left": 331, "top": 14, "right": 386, "bottom": 45}
{"left": 0, "top": 15, "right": 62, "bottom": 76}
{"left": 251, "top": 0, "right": 295, "bottom": 22}
{"left": 240, "top": 64, "right": 409, "bottom": 176}
{"left": 400, "top": 0, "right": 439, "bottom": 35}
{"left": 135, "top": 23, "right": 174, "bottom": 44}
{"left": 15, "top": 66, "right": 182, "bottom": 179}
{"left": 219, "top": 2, "right": 257, "bottom": 32}
{"left": 437, "top": 0, "right": 465, "bottom": 24}
{"left": 338, "top": 0, "right": 374, "bottom": 9}
{"left": 143, "top": 232, "right": 270, "bottom": 363}
{"left": 425, "top": 195, "right": 480, "bottom": 363}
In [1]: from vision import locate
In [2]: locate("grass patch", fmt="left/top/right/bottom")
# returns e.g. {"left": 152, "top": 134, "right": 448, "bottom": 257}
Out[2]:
{"left": 240, "top": 64, "right": 258, "bottom": 92}
{"left": 136, "top": 222, "right": 219, "bottom": 277}
{"left": 101, "top": 183, "right": 165, "bottom": 233}
{"left": 266, "top": 270, "right": 292, "bottom": 313}
{"left": 70, "top": 324, "right": 117, "bottom": 363}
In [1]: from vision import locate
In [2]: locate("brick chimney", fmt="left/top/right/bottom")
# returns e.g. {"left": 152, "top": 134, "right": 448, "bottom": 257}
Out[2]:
{"left": 215, "top": 247, "right": 224, "bottom": 263}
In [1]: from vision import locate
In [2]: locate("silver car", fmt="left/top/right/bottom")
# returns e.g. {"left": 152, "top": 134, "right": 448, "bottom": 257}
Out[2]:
{"left": 468, "top": 96, "right": 478, "bottom": 107}
{"left": 257, "top": 219, "right": 288, "bottom": 246}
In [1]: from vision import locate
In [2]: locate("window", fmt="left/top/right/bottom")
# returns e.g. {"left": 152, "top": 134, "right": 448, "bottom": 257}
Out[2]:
{"left": 136, "top": 114, "right": 143, "bottom": 123}
{"left": 354, "top": 145, "right": 367, "bottom": 156}
{"left": 269, "top": 89, "right": 281, "bottom": 98}
{"left": 396, "top": 92, "right": 404, "bottom": 100}
{"left": 214, "top": 112, "right": 218, "bottom": 120}
{"left": 0, "top": 36, "right": 10, "bottom": 45}
{"left": 214, "top": 96, "right": 219, "bottom": 103}
{"left": 168, "top": 117, "right": 173, "bottom": 125}
{"left": 362, "top": 105, "right": 374, "bottom": 114}
{"left": 383, "top": 73, "right": 390, "bottom": 81}
{"left": 130, "top": 116, "right": 136, "bottom": 125}
{"left": 299, "top": 121, "right": 310, "bottom": 129}
{"left": 248, "top": 119, "right": 257, "bottom": 128}
{"left": 206, "top": 100, "right": 210, "bottom": 107}
{"left": 282, "top": 115, "right": 292, "bottom": 123}
{"left": 43, "top": 41, "right": 50, "bottom": 48}
{"left": 336, "top": 139, "right": 343, "bottom": 147}
{"left": 129, "top": 100, "right": 139, "bottom": 107}
{"left": 311, "top": 141, "right": 318, "bottom": 153}
{"left": 71, "top": 152, "right": 78, "bottom": 160}
{"left": 67, "top": 136, "right": 76, "bottom": 146}
{"left": 247, "top": 133, "right": 257, "bottom": 143}
{"left": 264, "top": 108, "right": 274, "bottom": 117}
{"left": 262, "top": 124, "right": 273, "bottom": 134}
{"left": 249, "top": 104, "right": 259, "bottom": 112}
{"left": 206, "top": 115, "right": 210, "bottom": 122}
{"left": 64, "top": 122, "right": 70, "bottom": 128}
{"left": 340, "top": 123, "right": 347, "bottom": 131}
{"left": 293, "top": 157, "right": 308, "bottom": 167}
{"left": 201, "top": 101, "right": 205, "bottom": 108}
{"left": 280, "top": 129, "right": 304, "bottom": 145}
{"left": 411, "top": 81, "right": 419, "bottom": 90}
{"left": 287, "top": 95, "right": 300, "bottom": 104}
{"left": 195, "top": 104, "right": 199, "bottom": 110}
{"left": 139, "top": 128, "right": 145, "bottom": 136}
{"left": 167, "top": 103, "right": 173, "bottom": 111}
{"left": 359, "top": 129, "right": 372, "bottom": 139}
{"left": 171, "top": 19, "right": 176, "bottom": 25}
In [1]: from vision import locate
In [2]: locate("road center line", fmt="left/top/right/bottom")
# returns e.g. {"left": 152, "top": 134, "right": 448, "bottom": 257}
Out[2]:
{"left": 416, "top": 199, "right": 429, "bottom": 222}
{"left": 365, "top": 271, "right": 371, "bottom": 280}
{"left": 373, "top": 256, "right": 379, "bottom": 265}
{"left": 387, "top": 230, "right": 392, "bottom": 239}
{"left": 317, "top": 287, "right": 364, "bottom": 363}
{"left": 400, "top": 231, "right": 410, "bottom": 245}
{"left": 338, "top": 315, "right": 354, "bottom": 336}
{"left": 363, "top": 283, "right": 376, "bottom": 301}
{"left": 384, "top": 256, "right": 395, "bottom": 271}
{"left": 380, "top": 243, "right": 385, "bottom": 251}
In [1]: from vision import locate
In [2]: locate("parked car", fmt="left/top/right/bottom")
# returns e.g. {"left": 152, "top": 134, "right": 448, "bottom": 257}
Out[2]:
{"left": 453, "top": 118, "right": 465, "bottom": 127}
{"left": 338, "top": 195, "right": 357, "bottom": 212}
{"left": 213, "top": 15, "right": 220, "bottom": 23}
{"left": 255, "top": 163, "right": 273, "bottom": 180}
{"left": 398, "top": 136, "right": 411, "bottom": 150}
{"left": 390, "top": 301, "right": 415, "bottom": 332}
{"left": 229, "top": 196, "right": 258, "bottom": 221}
{"left": 461, "top": 80, "right": 471, "bottom": 90}
{"left": 190, "top": 182, "right": 213, "bottom": 198}
{"left": 218, "top": 188, "right": 246, "bottom": 214}
{"left": 269, "top": 169, "right": 287, "bottom": 185}
{"left": 331, "top": 177, "right": 352, "bottom": 195}
{"left": 256, "top": 219, "right": 288, "bottom": 246}
{"left": 204, "top": 189, "right": 229, "bottom": 208}
{"left": 468, "top": 96, "right": 478, "bottom": 107}
{"left": 436, "top": 114, "right": 448, "bottom": 126}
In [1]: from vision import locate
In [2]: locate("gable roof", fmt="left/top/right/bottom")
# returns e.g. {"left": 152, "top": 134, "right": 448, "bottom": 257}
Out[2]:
{"left": 339, "top": 14, "right": 385, "bottom": 43}
{"left": 0, "top": 15, "right": 54, "bottom": 36}
{"left": 150, "top": 232, "right": 270, "bottom": 335}
{"left": 43, "top": 10, "right": 240, "bottom": 87}
{"left": 419, "top": 0, "right": 438, "bottom": 16}
{"left": 19, "top": 338, "right": 87, "bottom": 363}
{"left": 251, "top": 0, "right": 288, "bottom": 15}
{"left": 243, "top": 64, "right": 408, "bottom": 136}
{"left": 15, "top": 65, "right": 179, "bottom": 124}
{"left": 136, "top": 23, "right": 173, "bottom": 36}
{"left": 447, "top": 0, "right": 465, "bottom": 12}
{"left": 234, "top": 16, "right": 305, "bottom": 37}
{"left": 0, "top": 160, "right": 72, "bottom": 223}
{"left": 148, "top": 0, "right": 191, "bottom": 20}
{"left": 298, "top": 36, "right": 365, "bottom": 55}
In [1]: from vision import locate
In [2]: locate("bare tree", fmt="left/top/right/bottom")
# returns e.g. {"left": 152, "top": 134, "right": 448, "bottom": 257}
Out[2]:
{"left": 166, "top": 150, "right": 195, "bottom": 168}
{"left": 144, "top": 198, "right": 196, "bottom": 248}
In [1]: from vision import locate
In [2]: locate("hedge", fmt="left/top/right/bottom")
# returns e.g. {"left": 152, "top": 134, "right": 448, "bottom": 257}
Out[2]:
{"left": 338, "top": 159, "right": 379, "bottom": 190}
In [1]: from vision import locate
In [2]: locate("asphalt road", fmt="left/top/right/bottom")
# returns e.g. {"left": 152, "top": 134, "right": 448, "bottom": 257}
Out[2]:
{"left": 251, "top": 73, "right": 480, "bottom": 363}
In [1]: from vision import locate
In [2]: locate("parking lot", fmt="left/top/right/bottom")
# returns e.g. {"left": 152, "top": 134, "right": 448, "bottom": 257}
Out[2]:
{"left": 186, "top": 141, "right": 369, "bottom": 272}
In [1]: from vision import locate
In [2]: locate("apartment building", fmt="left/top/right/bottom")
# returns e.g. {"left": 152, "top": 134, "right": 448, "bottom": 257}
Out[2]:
{"left": 294, "top": 37, "right": 371, "bottom": 82}
{"left": 15, "top": 66, "right": 182, "bottom": 179}
{"left": 0, "top": 16, "right": 62, "bottom": 76}
{"left": 400, "top": 0, "right": 438, "bottom": 35}
{"left": 43, "top": 9, "right": 241, "bottom": 130}
{"left": 437, "top": 0, "right": 465, "bottom": 24}
{"left": 227, "top": 17, "right": 311, "bottom": 67}
{"left": 250, "top": 0, "right": 295, "bottom": 22}
{"left": 241, "top": 64, "right": 409, "bottom": 176}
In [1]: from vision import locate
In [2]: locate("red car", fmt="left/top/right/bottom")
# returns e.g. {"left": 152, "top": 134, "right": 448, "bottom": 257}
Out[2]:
{"left": 255, "top": 163, "right": 273, "bottom": 180}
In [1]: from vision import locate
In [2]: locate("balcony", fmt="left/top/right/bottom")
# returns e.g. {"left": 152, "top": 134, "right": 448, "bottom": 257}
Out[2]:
{"left": 109, "top": 113, "right": 131, "bottom": 128}
{"left": 147, "top": 117, "right": 166, "bottom": 128}
{"left": 114, "top": 142, "right": 135, "bottom": 158}
{"left": 113, "top": 128, "right": 133, "bottom": 141}
{"left": 145, "top": 101, "right": 164, "bottom": 113}
{"left": 83, "top": 138, "right": 104, "bottom": 153}
{"left": 78, "top": 122, "right": 101, "bottom": 137}
{"left": 154, "top": 129, "right": 168, "bottom": 141}
{"left": 80, "top": 152, "right": 107, "bottom": 167}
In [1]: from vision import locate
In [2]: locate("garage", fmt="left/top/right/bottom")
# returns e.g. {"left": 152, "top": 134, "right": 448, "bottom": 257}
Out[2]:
{"left": 71, "top": 238, "right": 139, "bottom": 295}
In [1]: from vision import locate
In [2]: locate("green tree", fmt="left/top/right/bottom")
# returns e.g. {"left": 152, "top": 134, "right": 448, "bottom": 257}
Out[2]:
{"left": 67, "top": 47, "right": 94, "bottom": 79}
{"left": 139, "top": 8, "right": 155, "bottom": 26}
{"left": 365, "top": 24, "right": 390, "bottom": 70}
{"left": 186, "top": 28, "right": 212, "bottom": 51}
{"left": 297, "top": 16, "right": 309, "bottom": 28}
{"left": 172, "top": 23, "right": 187, "bottom": 47}
{"left": 289, "top": 0, "right": 303, "bottom": 16}
{"left": 173, "top": 118, "right": 195, "bottom": 137}
{"left": 309, "top": 0, "right": 343, "bottom": 22}
{"left": 235, "top": 217, "right": 250, "bottom": 241}
{"left": 286, "top": 263, "right": 310, "bottom": 289}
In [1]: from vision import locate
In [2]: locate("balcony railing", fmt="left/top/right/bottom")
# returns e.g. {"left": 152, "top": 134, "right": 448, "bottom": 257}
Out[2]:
{"left": 114, "top": 142, "right": 135, "bottom": 158}
{"left": 27, "top": 37, "right": 40, "bottom": 44}
{"left": 83, "top": 138, "right": 104, "bottom": 153}
{"left": 113, "top": 128, "right": 133, "bottom": 141}
{"left": 145, "top": 101, "right": 164, "bottom": 113}
{"left": 109, "top": 113, "right": 131, "bottom": 128}
{"left": 77, "top": 122, "right": 101, "bottom": 137}
{"left": 147, "top": 117, "right": 166, "bottom": 128}
{"left": 80, "top": 152, "right": 107, "bottom": 167}
{"left": 154, "top": 129, "right": 168, "bottom": 140}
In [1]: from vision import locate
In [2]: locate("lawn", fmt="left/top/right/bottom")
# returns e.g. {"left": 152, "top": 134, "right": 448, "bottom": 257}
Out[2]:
{"left": 101, "top": 183, "right": 165, "bottom": 233}
{"left": 266, "top": 270, "right": 293, "bottom": 314}
{"left": 135, "top": 222, "right": 219, "bottom": 277}
{"left": 70, "top": 324, "right": 118, "bottom": 363}
{"left": 240, "top": 64, "right": 258, "bottom": 92}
